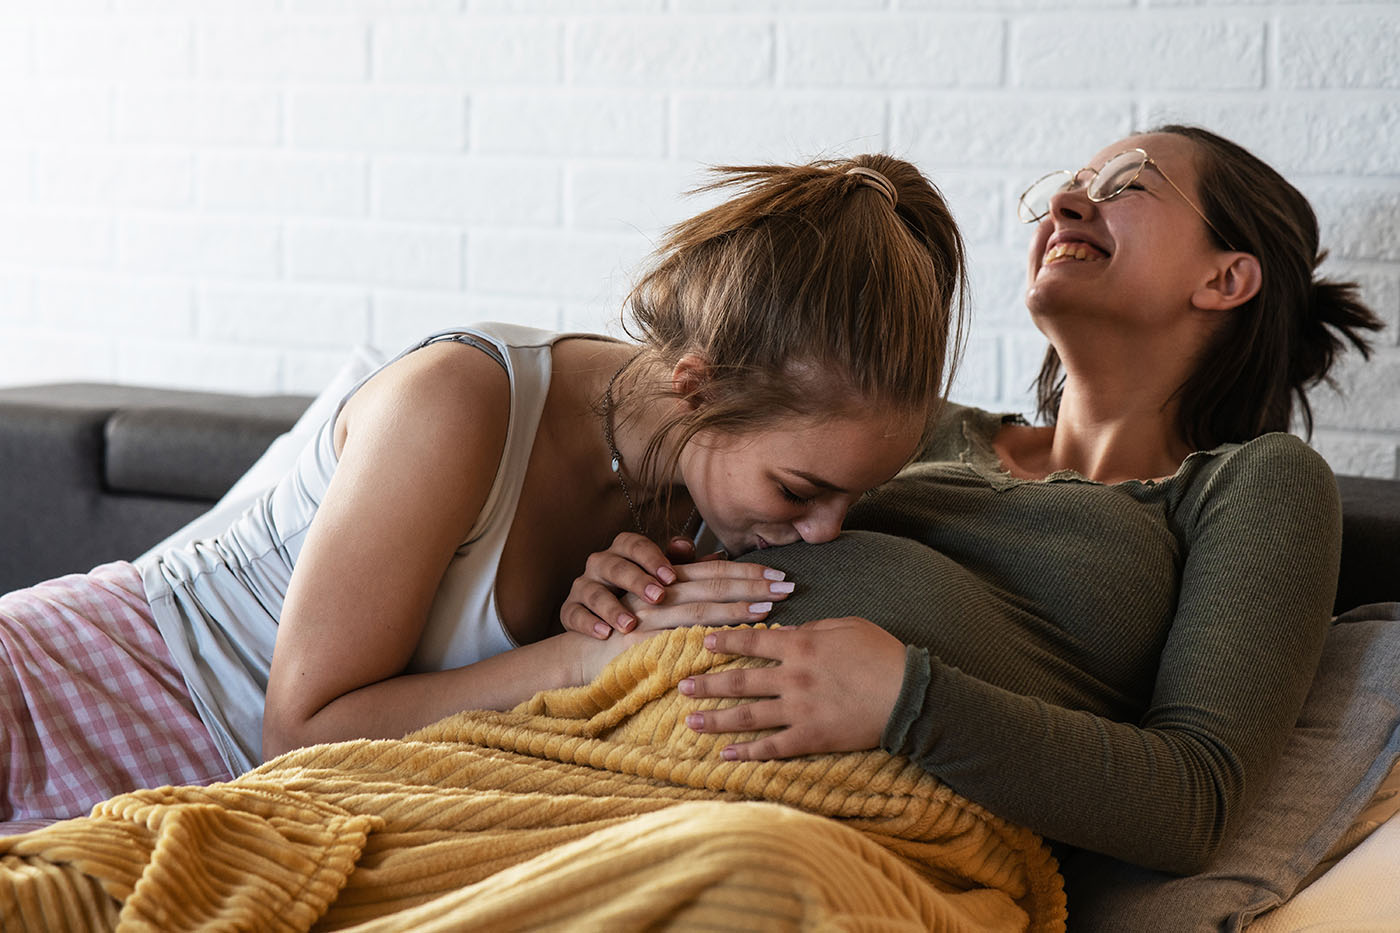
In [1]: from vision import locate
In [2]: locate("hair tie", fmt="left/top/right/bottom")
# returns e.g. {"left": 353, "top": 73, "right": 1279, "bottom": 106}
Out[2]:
{"left": 845, "top": 166, "right": 898, "bottom": 207}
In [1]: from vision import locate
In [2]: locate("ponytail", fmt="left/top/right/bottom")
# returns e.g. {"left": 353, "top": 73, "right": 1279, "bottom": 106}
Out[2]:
{"left": 615, "top": 153, "right": 969, "bottom": 525}
{"left": 1291, "top": 270, "right": 1385, "bottom": 436}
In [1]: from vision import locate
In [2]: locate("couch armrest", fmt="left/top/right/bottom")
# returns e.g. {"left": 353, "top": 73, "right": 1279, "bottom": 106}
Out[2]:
{"left": 1335, "top": 474, "right": 1400, "bottom": 616}
{"left": 0, "top": 383, "right": 311, "bottom": 594}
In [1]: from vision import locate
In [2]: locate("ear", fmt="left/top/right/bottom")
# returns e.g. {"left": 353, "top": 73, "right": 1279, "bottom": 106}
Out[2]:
{"left": 671, "top": 354, "right": 711, "bottom": 411}
{"left": 1191, "top": 252, "right": 1262, "bottom": 312}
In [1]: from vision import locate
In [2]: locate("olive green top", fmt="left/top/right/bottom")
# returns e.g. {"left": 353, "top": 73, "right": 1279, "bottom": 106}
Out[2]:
{"left": 748, "top": 404, "right": 1341, "bottom": 874}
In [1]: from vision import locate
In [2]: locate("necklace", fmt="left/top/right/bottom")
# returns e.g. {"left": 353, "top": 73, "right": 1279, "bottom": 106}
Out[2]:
{"left": 603, "top": 361, "right": 697, "bottom": 538}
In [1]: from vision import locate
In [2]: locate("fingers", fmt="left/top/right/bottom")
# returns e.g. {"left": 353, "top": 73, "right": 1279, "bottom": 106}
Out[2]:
{"left": 678, "top": 661, "right": 782, "bottom": 701}
{"left": 616, "top": 561, "right": 796, "bottom": 633}
{"left": 664, "top": 536, "right": 697, "bottom": 564}
{"left": 662, "top": 575, "right": 795, "bottom": 609}
{"left": 681, "top": 698, "right": 810, "bottom": 762}
{"left": 628, "top": 597, "right": 778, "bottom": 632}
{"left": 561, "top": 537, "right": 793, "bottom": 641}
{"left": 684, "top": 698, "right": 785, "bottom": 734}
{"left": 560, "top": 579, "right": 633, "bottom": 639}
{"left": 664, "top": 537, "right": 725, "bottom": 564}
{"left": 669, "top": 561, "right": 785, "bottom": 585}
{"left": 677, "top": 618, "right": 904, "bottom": 762}
{"left": 699, "top": 627, "right": 790, "bottom": 662}
{"left": 590, "top": 532, "right": 677, "bottom": 598}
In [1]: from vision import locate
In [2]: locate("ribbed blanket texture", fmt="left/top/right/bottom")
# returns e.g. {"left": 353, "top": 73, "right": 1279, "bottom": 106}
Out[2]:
{"left": 0, "top": 625, "right": 1066, "bottom": 932}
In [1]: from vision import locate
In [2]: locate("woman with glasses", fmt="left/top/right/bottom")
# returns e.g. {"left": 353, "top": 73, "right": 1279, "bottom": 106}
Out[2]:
{"left": 590, "top": 125, "right": 1385, "bottom": 874}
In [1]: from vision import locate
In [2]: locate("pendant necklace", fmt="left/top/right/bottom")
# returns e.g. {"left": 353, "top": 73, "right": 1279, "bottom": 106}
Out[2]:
{"left": 603, "top": 361, "right": 697, "bottom": 538}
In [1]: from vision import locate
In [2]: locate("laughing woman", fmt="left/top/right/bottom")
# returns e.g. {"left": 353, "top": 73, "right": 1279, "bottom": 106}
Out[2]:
{"left": 594, "top": 125, "right": 1385, "bottom": 873}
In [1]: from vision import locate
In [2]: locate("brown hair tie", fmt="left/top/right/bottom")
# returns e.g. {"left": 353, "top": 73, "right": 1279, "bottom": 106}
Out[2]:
{"left": 845, "top": 166, "right": 897, "bottom": 207}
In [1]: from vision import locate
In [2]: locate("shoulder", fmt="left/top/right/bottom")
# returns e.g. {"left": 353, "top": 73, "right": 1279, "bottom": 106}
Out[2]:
{"left": 342, "top": 339, "right": 511, "bottom": 449}
{"left": 1177, "top": 432, "right": 1341, "bottom": 541}
{"left": 1191, "top": 432, "right": 1336, "bottom": 503}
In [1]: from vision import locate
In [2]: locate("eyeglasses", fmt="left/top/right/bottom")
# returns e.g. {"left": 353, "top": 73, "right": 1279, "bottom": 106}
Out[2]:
{"left": 1016, "top": 147, "right": 1237, "bottom": 250}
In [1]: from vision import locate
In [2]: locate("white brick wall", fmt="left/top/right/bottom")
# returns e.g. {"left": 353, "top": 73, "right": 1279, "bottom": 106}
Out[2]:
{"left": 0, "top": 0, "right": 1396, "bottom": 477}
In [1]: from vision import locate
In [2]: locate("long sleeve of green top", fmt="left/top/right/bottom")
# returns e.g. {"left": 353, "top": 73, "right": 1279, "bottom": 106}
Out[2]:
{"left": 742, "top": 405, "right": 1341, "bottom": 875}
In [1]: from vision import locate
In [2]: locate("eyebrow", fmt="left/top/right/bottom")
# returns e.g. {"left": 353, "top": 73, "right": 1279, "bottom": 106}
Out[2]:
{"left": 786, "top": 469, "right": 849, "bottom": 495}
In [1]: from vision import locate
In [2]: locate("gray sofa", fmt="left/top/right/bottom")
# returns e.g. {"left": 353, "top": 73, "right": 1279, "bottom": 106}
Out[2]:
{"left": 0, "top": 383, "right": 312, "bottom": 595}
{"left": 1, "top": 382, "right": 1397, "bottom": 613}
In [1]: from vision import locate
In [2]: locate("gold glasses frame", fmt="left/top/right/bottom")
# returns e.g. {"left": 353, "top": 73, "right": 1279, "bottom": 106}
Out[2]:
{"left": 1016, "top": 147, "right": 1238, "bottom": 251}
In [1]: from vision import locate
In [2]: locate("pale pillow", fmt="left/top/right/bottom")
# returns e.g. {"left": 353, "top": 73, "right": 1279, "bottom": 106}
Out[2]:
{"left": 1301, "top": 752, "right": 1400, "bottom": 889}
{"left": 136, "top": 345, "right": 384, "bottom": 561}
{"left": 1060, "top": 603, "right": 1400, "bottom": 932}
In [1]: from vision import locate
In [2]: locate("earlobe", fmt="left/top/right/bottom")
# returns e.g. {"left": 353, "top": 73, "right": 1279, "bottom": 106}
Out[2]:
{"left": 671, "top": 354, "right": 711, "bottom": 411}
{"left": 1193, "top": 253, "right": 1262, "bottom": 312}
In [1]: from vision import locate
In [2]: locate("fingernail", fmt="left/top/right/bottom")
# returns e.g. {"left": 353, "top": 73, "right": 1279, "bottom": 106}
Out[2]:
{"left": 721, "top": 747, "right": 738, "bottom": 761}
{"left": 769, "top": 581, "right": 795, "bottom": 595}
{"left": 686, "top": 713, "right": 703, "bottom": 729}
{"left": 704, "top": 634, "right": 717, "bottom": 650}
{"left": 645, "top": 584, "right": 664, "bottom": 602}
{"left": 763, "top": 569, "right": 786, "bottom": 582}
{"left": 593, "top": 622, "right": 610, "bottom": 638}
{"left": 656, "top": 566, "right": 677, "bottom": 584}
{"left": 748, "top": 601, "right": 772, "bottom": 614}
{"left": 618, "top": 614, "right": 636, "bottom": 632}
{"left": 678, "top": 678, "right": 695, "bottom": 695}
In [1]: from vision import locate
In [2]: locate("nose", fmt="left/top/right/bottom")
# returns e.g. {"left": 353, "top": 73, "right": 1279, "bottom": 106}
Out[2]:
{"left": 793, "top": 502, "right": 845, "bottom": 545}
{"left": 1047, "top": 183, "right": 1095, "bottom": 222}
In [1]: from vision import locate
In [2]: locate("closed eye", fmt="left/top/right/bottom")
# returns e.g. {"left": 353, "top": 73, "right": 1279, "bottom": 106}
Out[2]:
{"left": 779, "top": 484, "right": 814, "bottom": 505}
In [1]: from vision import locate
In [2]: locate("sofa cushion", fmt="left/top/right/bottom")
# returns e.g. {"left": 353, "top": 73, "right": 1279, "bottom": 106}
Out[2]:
{"left": 105, "top": 405, "right": 302, "bottom": 500}
{"left": 1335, "top": 475, "right": 1400, "bottom": 615}
{"left": 0, "top": 383, "right": 309, "bottom": 592}
{"left": 0, "top": 383, "right": 310, "bottom": 500}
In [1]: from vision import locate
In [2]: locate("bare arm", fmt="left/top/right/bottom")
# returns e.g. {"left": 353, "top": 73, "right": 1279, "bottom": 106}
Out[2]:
{"left": 266, "top": 628, "right": 635, "bottom": 757}
{"left": 263, "top": 341, "right": 531, "bottom": 758}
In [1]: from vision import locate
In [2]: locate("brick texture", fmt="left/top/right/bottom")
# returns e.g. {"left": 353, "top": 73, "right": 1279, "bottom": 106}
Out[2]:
{"left": 0, "top": 1, "right": 1393, "bottom": 475}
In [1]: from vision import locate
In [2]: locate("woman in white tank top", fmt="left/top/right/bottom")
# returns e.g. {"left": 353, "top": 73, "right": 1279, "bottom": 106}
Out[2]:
{"left": 1, "top": 153, "right": 968, "bottom": 825}
{"left": 258, "top": 155, "right": 968, "bottom": 761}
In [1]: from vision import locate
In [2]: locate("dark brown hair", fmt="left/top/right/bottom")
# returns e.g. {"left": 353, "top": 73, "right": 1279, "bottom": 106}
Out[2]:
{"left": 1035, "top": 124, "right": 1384, "bottom": 448}
{"left": 616, "top": 153, "right": 968, "bottom": 519}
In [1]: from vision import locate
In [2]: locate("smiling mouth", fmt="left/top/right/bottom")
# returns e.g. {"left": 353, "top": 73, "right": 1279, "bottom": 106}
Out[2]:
{"left": 1043, "top": 242, "right": 1109, "bottom": 266}
{"left": 755, "top": 534, "right": 771, "bottom": 550}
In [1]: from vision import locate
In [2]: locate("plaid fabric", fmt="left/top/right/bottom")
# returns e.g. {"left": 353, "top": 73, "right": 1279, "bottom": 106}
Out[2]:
{"left": 1, "top": 561, "right": 233, "bottom": 828}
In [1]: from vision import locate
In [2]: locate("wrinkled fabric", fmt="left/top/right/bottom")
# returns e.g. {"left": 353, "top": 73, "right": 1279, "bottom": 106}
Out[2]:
{"left": 0, "top": 562, "right": 230, "bottom": 829}
{"left": 0, "top": 625, "right": 1066, "bottom": 932}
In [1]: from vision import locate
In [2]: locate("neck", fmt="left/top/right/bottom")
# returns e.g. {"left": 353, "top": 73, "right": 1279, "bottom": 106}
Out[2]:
{"left": 1043, "top": 384, "right": 1193, "bottom": 483}
{"left": 1022, "top": 313, "right": 1212, "bottom": 482}
{"left": 600, "top": 355, "right": 688, "bottom": 526}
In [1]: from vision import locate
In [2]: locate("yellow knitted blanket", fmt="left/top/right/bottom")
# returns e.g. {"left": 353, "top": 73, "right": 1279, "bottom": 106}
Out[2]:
{"left": 0, "top": 627, "right": 1066, "bottom": 932}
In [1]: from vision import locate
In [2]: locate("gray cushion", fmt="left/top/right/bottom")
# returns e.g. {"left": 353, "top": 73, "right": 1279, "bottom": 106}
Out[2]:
{"left": 1059, "top": 602, "right": 1400, "bottom": 932}
{"left": 0, "top": 383, "right": 310, "bottom": 593}
{"left": 105, "top": 406, "right": 296, "bottom": 500}
{"left": 1335, "top": 475, "right": 1400, "bottom": 614}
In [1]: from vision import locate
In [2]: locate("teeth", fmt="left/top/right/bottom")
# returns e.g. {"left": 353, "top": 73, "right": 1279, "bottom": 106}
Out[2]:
{"left": 1043, "top": 242, "right": 1104, "bottom": 265}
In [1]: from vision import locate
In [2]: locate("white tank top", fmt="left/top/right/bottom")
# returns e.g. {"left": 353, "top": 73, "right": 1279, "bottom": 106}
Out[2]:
{"left": 140, "top": 323, "right": 592, "bottom": 774}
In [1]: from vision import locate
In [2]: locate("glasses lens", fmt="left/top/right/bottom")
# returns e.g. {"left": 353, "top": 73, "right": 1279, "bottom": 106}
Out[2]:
{"left": 1088, "top": 150, "right": 1146, "bottom": 202}
{"left": 1018, "top": 170, "right": 1073, "bottom": 223}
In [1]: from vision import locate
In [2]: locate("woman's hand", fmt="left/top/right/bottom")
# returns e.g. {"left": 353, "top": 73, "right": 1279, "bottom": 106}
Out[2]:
{"left": 559, "top": 532, "right": 685, "bottom": 638}
{"left": 560, "top": 533, "right": 789, "bottom": 638}
{"left": 678, "top": 617, "right": 907, "bottom": 761}
{"left": 619, "top": 560, "right": 794, "bottom": 633}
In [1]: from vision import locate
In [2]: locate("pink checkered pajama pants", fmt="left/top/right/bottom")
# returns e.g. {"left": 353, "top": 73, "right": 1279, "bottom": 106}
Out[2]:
{"left": 1, "top": 561, "right": 234, "bottom": 835}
